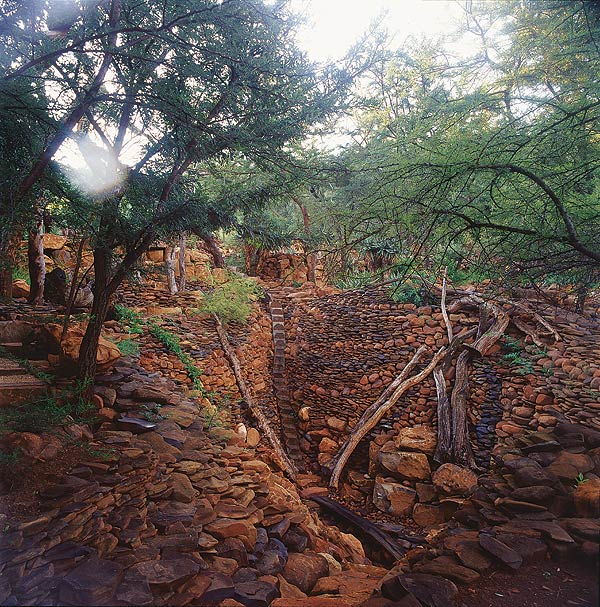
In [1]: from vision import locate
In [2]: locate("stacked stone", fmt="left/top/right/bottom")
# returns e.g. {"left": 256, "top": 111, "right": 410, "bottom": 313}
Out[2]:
{"left": 359, "top": 418, "right": 600, "bottom": 607}
{"left": 1, "top": 361, "right": 383, "bottom": 607}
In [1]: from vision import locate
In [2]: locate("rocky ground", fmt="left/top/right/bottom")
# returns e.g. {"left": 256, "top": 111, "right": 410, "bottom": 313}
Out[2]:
{"left": 0, "top": 276, "right": 598, "bottom": 606}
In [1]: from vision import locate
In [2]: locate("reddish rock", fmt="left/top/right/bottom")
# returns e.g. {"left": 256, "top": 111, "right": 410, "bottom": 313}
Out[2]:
{"left": 282, "top": 552, "right": 329, "bottom": 594}
{"left": 432, "top": 464, "right": 478, "bottom": 496}
{"left": 58, "top": 557, "right": 123, "bottom": 606}
{"left": 379, "top": 446, "right": 431, "bottom": 481}
{"left": 412, "top": 503, "right": 446, "bottom": 527}
{"left": 414, "top": 555, "right": 480, "bottom": 585}
{"left": 478, "top": 534, "right": 523, "bottom": 570}
{"left": 574, "top": 479, "right": 600, "bottom": 517}
{"left": 373, "top": 477, "right": 416, "bottom": 516}
{"left": 394, "top": 426, "right": 437, "bottom": 455}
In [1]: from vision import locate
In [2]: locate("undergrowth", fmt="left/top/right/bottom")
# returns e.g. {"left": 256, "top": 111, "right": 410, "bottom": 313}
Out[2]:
{"left": 148, "top": 321, "right": 204, "bottom": 391}
{"left": 0, "top": 346, "right": 54, "bottom": 383}
{"left": 0, "top": 379, "right": 96, "bottom": 434}
{"left": 198, "top": 274, "right": 261, "bottom": 324}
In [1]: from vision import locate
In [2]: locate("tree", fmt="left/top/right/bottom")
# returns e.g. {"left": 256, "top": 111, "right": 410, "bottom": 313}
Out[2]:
{"left": 2, "top": 0, "right": 369, "bottom": 384}
{"left": 323, "top": 2, "right": 600, "bottom": 293}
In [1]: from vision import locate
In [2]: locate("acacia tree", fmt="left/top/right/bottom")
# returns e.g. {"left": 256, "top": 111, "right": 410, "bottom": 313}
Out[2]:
{"left": 2, "top": 0, "right": 369, "bottom": 383}
{"left": 326, "top": 1, "right": 600, "bottom": 293}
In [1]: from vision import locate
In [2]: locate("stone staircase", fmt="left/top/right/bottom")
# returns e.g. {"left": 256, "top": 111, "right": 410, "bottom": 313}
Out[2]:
{"left": 0, "top": 319, "right": 49, "bottom": 407}
{"left": 269, "top": 292, "right": 304, "bottom": 471}
{"left": 0, "top": 356, "right": 48, "bottom": 408}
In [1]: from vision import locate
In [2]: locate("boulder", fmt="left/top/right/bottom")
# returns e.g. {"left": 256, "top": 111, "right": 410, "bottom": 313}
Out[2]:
{"left": 414, "top": 555, "right": 480, "bottom": 585}
{"left": 58, "top": 557, "right": 123, "bottom": 606}
{"left": 574, "top": 479, "right": 600, "bottom": 517}
{"left": 42, "top": 233, "right": 67, "bottom": 251}
{"left": 11, "top": 279, "right": 30, "bottom": 299}
{"left": 43, "top": 323, "right": 120, "bottom": 372}
{"left": 282, "top": 552, "right": 329, "bottom": 594}
{"left": 412, "top": 503, "right": 446, "bottom": 527}
{"left": 478, "top": 534, "right": 522, "bottom": 570}
{"left": 379, "top": 445, "right": 431, "bottom": 481}
{"left": 432, "top": 464, "right": 478, "bottom": 496}
{"left": 373, "top": 477, "right": 416, "bottom": 516}
{"left": 394, "top": 426, "right": 437, "bottom": 455}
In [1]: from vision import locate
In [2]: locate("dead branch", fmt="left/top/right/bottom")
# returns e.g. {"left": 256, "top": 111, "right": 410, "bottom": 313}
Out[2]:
{"left": 213, "top": 314, "right": 298, "bottom": 481}
{"left": 326, "top": 345, "right": 447, "bottom": 490}
{"left": 441, "top": 267, "right": 453, "bottom": 343}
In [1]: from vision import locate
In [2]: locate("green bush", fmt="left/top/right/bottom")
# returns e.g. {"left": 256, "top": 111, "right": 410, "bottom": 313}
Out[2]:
{"left": 148, "top": 322, "right": 204, "bottom": 391}
{"left": 117, "top": 338, "right": 140, "bottom": 357}
{"left": 0, "top": 380, "right": 96, "bottom": 434}
{"left": 114, "top": 304, "right": 144, "bottom": 335}
{"left": 199, "top": 275, "right": 261, "bottom": 324}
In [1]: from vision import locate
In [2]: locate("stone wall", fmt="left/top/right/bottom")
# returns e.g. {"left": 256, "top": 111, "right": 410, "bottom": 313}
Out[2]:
{"left": 283, "top": 287, "right": 600, "bottom": 475}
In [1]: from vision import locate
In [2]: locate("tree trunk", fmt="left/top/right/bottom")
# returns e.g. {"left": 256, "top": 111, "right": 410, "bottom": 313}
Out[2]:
{"left": 449, "top": 349, "right": 476, "bottom": 467}
{"left": 202, "top": 233, "right": 225, "bottom": 269}
{"left": 326, "top": 346, "right": 447, "bottom": 490}
{"left": 77, "top": 248, "right": 112, "bottom": 393}
{"left": 291, "top": 194, "right": 316, "bottom": 283}
{"left": 165, "top": 244, "right": 178, "bottom": 295}
{"left": 244, "top": 243, "right": 259, "bottom": 276}
{"left": 178, "top": 232, "right": 186, "bottom": 291}
{"left": 27, "top": 210, "right": 46, "bottom": 305}
{"left": 0, "top": 232, "right": 20, "bottom": 299}
{"left": 61, "top": 237, "right": 88, "bottom": 342}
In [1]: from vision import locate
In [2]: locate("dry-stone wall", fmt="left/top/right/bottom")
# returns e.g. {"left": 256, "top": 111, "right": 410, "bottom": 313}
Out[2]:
{"left": 283, "top": 287, "right": 600, "bottom": 479}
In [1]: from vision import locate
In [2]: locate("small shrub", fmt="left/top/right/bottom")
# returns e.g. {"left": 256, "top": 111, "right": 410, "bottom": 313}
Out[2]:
{"left": 502, "top": 337, "right": 534, "bottom": 375}
{"left": 573, "top": 472, "right": 588, "bottom": 488}
{"left": 0, "top": 380, "right": 96, "bottom": 434}
{"left": 117, "top": 338, "right": 140, "bottom": 357}
{"left": 148, "top": 322, "right": 205, "bottom": 391}
{"left": 114, "top": 304, "right": 144, "bottom": 335}
{"left": 199, "top": 275, "right": 261, "bottom": 324}
{"left": 389, "top": 283, "right": 424, "bottom": 306}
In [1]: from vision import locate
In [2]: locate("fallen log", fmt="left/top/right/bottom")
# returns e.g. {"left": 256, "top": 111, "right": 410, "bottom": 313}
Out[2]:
{"left": 213, "top": 314, "right": 298, "bottom": 481}
{"left": 310, "top": 495, "right": 422, "bottom": 561}
{"left": 326, "top": 345, "right": 447, "bottom": 490}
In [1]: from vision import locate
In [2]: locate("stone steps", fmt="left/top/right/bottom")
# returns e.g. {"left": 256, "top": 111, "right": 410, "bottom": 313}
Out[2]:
{"left": 269, "top": 293, "right": 304, "bottom": 471}
{"left": 0, "top": 357, "right": 48, "bottom": 408}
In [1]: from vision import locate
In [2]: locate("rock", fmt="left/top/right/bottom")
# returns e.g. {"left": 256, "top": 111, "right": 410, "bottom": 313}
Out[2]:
{"left": 58, "top": 557, "right": 123, "bottom": 606}
{"left": 11, "top": 280, "right": 30, "bottom": 298}
{"left": 197, "top": 572, "right": 235, "bottom": 604}
{"left": 171, "top": 473, "right": 196, "bottom": 503}
{"left": 282, "top": 552, "right": 329, "bottom": 594}
{"left": 42, "top": 233, "right": 67, "bottom": 251}
{"left": 43, "top": 323, "right": 121, "bottom": 371}
{"left": 513, "top": 465, "right": 557, "bottom": 488}
{"left": 130, "top": 558, "right": 201, "bottom": 589}
{"left": 44, "top": 268, "right": 67, "bottom": 304}
{"left": 394, "top": 426, "right": 437, "bottom": 455}
{"left": 443, "top": 536, "right": 492, "bottom": 573}
{"left": 574, "top": 479, "right": 600, "bottom": 517}
{"left": 547, "top": 452, "right": 594, "bottom": 481}
{"left": 117, "top": 417, "right": 156, "bottom": 433}
{"left": 494, "top": 533, "right": 548, "bottom": 564}
{"left": 379, "top": 446, "right": 431, "bottom": 481}
{"left": 326, "top": 416, "right": 347, "bottom": 432}
{"left": 373, "top": 477, "right": 417, "bottom": 516}
{"left": 234, "top": 580, "right": 280, "bottom": 607}
{"left": 509, "top": 485, "right": 555, "bottom": 505}
{"left": 255, "top": 539, "right": 288, "bottom": 576}
{"left": 415, "top": 483, "right": 437, "bottom": 503}
{"left": 563, "top": 518, "right": 600, "bottom": 542}
{"left": 246, "top": 428, "right": 261, "bottom": 448}
{"left": 115, "top": 571, "right": 154, "bottom": 606}
{"left": 412, "top": 503, "right": 446, "bottom": 527}
{"left": 478, "top": 534, "right": 523, "bottom": 570}
{"left": 432, "top": 464, "right": 478, "bottom": 496}
{"left": 394, "top": 573, "right": 458, "bottom": 607}
{"left": 414, "top": 556, "right": 480, "bottom": 585}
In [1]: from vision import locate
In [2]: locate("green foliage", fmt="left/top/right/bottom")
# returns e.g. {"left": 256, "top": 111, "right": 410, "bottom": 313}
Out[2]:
{"left": 0, "top": 448, "right": 21, "bottom": 467}
{"left": 0, "top": 380, "right": 95, "bottom": 434}
{"left": 116, "top": 338, "right": 140, "bottom": 358}
{"left": 114, "top": 305, "right": 144, "bottom": 335}
{"left": 0, "top": 346, "right": 54, "bottom": 383}
{"left": 148, "top": 322, "right": 204, "bottom": 391}
{"left": 573, "top": 473, "right": 588, "bottom": 488}
{"left": 388, "top": 283, "right": 424, "bottom": 306}
{"left": 333, "top": 270, "right": 375, "bottom": 290}
{"left": 501, "top": 337, "right": 534, "bottom": 375}
{"left": 11, "top": 265, "right": 29, "bottom": 285}
{"left": 199, "top": 274, "right": 261, "bottom": 325}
